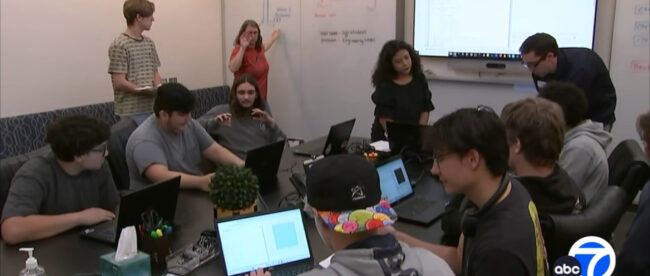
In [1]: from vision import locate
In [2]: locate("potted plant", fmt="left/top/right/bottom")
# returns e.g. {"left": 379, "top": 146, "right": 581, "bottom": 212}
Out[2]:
{"left": 209, "top": 164, "right": 259, "bottom": 218}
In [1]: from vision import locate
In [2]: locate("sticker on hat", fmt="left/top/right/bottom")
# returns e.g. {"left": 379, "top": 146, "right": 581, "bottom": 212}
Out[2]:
{"left": 317, "top": 200, "right": 397, "bottom": 234}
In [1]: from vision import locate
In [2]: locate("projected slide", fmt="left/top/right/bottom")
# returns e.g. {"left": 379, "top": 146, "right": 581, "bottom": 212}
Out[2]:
{"left": 217, "top": 209, "right": 311, "bottom": 275}
{"left": 414, "top": 0, "right": 597, "bottom": 58}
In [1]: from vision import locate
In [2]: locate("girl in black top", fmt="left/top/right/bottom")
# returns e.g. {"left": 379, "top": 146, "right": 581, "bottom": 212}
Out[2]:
{"left": 370, "top": 40, "right": 434, "bottom": 142}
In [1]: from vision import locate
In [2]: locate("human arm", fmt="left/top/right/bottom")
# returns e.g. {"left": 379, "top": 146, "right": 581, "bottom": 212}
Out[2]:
{"left": 111, "top": 73, "right": 156, "bottom": 95}
{"left": 263, "top": 29, "right": 280, "bottom": 52}
{"left": 246, "top": 268, "right": 271, "bottom": 276}
{"left": 143, "top": 164, "right": 214, "bottom": 192}
{"left": 371, "top": 86, "right": 395, "bottom": 134}
{"left": 1, "top": 208, "right": 115, "bottom": 244}
{"left": 419, "top": 112, "right": 430, "bottom": 125}
{"left": 153, "top": 69, "right": 162, "bottom": 87}
{"left": 229, "top": 35, "right": 251, "bottom": 72}
{"left": 202, "top": 142, "right": 244, "bottom": 167}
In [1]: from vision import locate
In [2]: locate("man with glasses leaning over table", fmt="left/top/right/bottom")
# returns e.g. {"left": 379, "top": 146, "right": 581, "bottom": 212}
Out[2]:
{"left": 519, "top": 32, "right": 617, "bottom": 131}
{"left": 1, "top": 115, "right": 120, "bottom": 244}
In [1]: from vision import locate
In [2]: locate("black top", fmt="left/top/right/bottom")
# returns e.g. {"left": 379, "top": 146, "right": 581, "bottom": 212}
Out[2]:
{"left": 533, "top": 48, "right": 617, "bottom": 125}
{"left": 517, "top": 165, "right": 586, "bottom": 214}
{"left": 370, "top": 77, "right": 434, "bottom": 141}
{"left": 464, "top": 180, "right": 547, "bottom": 276}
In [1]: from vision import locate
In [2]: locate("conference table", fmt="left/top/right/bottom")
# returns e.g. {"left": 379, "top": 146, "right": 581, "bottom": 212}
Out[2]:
{"left": 0, "top": 137, "right": 449, "bottom": 275}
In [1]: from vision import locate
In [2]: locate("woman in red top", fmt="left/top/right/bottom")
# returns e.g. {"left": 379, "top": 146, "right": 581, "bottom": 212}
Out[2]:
{"left": 229, "top": 20, "right": 279, "bottom": 100}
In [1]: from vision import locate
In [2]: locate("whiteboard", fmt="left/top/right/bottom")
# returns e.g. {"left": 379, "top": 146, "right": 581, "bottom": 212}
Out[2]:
{"left": 609, "top": 0, "right": 650, "bottom": 148}
{"left": 223, "top": 0, "right": 396, "bottom": 139}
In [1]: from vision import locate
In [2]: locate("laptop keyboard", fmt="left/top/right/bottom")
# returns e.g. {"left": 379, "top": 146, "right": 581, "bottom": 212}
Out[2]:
{"left": 271, "top": 263, "right": 314, "bottom": 276}
{"left": 398, "top": 196, "right": 436, "bottom": 214}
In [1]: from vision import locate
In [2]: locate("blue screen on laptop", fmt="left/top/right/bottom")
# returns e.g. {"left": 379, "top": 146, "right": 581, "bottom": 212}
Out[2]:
{"left": 217, "top": 209, "right": 311, "bottom": 275}
{"left": 376, "top": 158, "right": 413, "bottom": 204}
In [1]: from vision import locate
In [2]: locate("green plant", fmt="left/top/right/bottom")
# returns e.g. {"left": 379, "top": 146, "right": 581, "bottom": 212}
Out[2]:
{"left": 209, "top": 164, "right": 259, "bottom": 210}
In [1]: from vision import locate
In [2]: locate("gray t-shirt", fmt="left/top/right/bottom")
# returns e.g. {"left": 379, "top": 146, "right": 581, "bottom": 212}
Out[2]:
{"left": 126, "top": 115, "right": 214, "bottom": 189}
{"left": 197, "top": 104, "right": 286, "bottom": 159}
{"left": 1, "top": 154, "right": 119, "bottom": 221}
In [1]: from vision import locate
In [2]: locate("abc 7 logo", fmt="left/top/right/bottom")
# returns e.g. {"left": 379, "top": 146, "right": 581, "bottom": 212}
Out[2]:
{"left": 553, "top": 236, "right": 616, "bottom": 276}
{"left": 553, "top": 256, "right": 581, "bottom": 276}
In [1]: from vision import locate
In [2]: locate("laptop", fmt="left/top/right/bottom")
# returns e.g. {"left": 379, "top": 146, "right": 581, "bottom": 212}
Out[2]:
{"left": 245, "top": 140, "right": 286, "bottom": 195}
{"left": 81, "top": 176, "right": 181, "bottom": 244}
{"left": 215, "top": 207, "right": 314, "bottom": 276}
{"left": 386, "top": 121, "right": 428, "bottom": 155}
{"left": 376, "top": 157, "right": 445, "bottom": 224}
{"left": 289, "top": 155, "right": 324, "bottom": 197}
{"left": 293, "top": 119, "right": 356, "bottom": 157}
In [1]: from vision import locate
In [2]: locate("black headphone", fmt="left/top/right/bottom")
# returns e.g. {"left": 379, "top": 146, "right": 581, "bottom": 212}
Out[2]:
{"left": 460, "top": 174, "right": 511, "bottom": 237}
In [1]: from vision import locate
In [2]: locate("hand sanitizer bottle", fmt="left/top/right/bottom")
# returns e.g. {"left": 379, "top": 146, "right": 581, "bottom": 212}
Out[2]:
{"left": 18, "top": 248, "right": 46, "bottom": 276}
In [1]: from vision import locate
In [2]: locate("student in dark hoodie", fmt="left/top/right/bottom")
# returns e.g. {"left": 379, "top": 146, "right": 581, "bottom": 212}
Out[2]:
{"left": 246, "top": 155, "right": 454, "bottom": 276}
{"left": 501, "top": 97, "right": 585, "bottom": 214}
{"left": 538, "top": 82, "right": 612, "bottom": 205}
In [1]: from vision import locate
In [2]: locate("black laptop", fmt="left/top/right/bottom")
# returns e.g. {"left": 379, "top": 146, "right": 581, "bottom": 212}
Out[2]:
{"left": 386, "top": 121, "right": 428, "bottom": 155}
{"left": 245, "top": 140, "right": 285, "bottom": 195}
{"left": 81, "top": 176, "right": 181, "bottom": 244}
{"left": 293, "top": 119, "right": 356, "bottom": 157}
{"left": 215, "top": 207, "right": 314, "bottom": 276}
{"left": 376, "top": 157, "right": 445, "bottom": 225}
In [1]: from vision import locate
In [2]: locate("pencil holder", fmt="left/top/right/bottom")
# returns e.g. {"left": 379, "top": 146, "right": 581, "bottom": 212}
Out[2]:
{"left": 138, "top": 232, "right": 172, "bottom": 268}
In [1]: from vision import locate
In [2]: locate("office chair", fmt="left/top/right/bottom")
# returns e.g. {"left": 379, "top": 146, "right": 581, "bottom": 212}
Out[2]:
{"left": 106, "top": 117, "right": 138, "bottom": 190}
{"left": 540, "top": 185, "right": 629, "bottom": 263}
{"left": 608, "top": 139, "right": 650, "bottom": 200}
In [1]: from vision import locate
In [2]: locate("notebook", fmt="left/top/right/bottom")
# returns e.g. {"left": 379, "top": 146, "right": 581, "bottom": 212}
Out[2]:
{"left": 80, "top": 176, "right": 181, "bottom": 244}
{"left": 376, "top": 157, "right": 445, "bottom": 224}
{"left": 215, "top": 208, "right": 314, "bottom": 276}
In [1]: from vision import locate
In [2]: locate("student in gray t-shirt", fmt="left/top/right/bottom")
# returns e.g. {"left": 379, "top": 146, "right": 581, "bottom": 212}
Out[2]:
{"left": 1, "top": 115, "right": 120, "bottom": 244}
{"left": 126, "top": 83, "right": 244, "bottom": 192}
{"left": 198, "top": 75, "right": 286, "bottom": 160}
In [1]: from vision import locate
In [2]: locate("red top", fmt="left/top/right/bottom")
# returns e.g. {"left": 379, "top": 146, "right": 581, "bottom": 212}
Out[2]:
{"left": 230, "top": 45, "right": 270, "bottom": 99}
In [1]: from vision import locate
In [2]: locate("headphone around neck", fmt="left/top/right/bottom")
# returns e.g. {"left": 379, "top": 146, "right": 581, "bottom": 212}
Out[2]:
{"left": 460, "top": 174, "right": 511, "bottom": 237}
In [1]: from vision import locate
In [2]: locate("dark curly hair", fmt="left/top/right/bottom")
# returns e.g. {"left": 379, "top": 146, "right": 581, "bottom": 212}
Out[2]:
{"left": 46, "top": 115, "right": 110, "bottom": 162}
{"left": 234, "top": 19, "right": 263, "bottom": 51}
{"left": 371, "top": 40, "right": 425, "bottom": 88}
{"left": 538, "top": 81, "right": 589, "bottom": 128}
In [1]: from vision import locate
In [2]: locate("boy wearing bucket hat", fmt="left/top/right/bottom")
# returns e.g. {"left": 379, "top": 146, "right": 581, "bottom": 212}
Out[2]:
{"left": 247, "top": 155, "right": 453, "bottom": 276}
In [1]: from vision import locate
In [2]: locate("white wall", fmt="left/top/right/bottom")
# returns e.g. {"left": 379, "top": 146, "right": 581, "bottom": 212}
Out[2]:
{"left": 0, "top": 0, "right": 224, "bottom": 118}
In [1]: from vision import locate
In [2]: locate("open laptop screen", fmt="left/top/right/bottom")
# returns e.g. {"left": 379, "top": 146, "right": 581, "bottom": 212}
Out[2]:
{"left": 216, "top": 208, "right": 312, "bottom": 275}
{"left": 376, "top": 157, "right": 413, "bottom": 204}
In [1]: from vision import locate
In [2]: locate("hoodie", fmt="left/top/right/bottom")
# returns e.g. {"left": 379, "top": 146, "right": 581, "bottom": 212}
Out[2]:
{"left": 559, "top": 120, "right": 612, "bottom": 205}
{"left": 299, "top": 234, "right": 454, "bottom": 276}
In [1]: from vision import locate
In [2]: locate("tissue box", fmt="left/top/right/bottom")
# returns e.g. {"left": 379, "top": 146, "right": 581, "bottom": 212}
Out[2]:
{"left": 100, "top": 251, "right": 151, "bottom": 276}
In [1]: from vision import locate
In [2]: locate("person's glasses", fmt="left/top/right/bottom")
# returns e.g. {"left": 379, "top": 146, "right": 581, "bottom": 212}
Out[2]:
{"left": 89, "top": 145, "right": 108, "bottom": 157}
{"left": 522, "top": 56, "right": 546, "bottom": 70}
{"left": 433, "top": 152, "right": 452, "bottom": 168}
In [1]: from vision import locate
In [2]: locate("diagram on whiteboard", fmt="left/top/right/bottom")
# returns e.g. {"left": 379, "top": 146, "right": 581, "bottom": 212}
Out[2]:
{"left": 315, "top": 0, "right": 377, "bottom": 18}
{"left": 260, "top": 0, "right": 293, "bottom": 25}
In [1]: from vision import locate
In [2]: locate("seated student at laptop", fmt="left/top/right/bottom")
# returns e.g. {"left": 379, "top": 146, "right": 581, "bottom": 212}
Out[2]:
{"left": 538, "top": 82, "right": 611, "bottom": 205}
{"left": 198, "top": 75, "right": 286, "bottom": 160}
{"left": 501, "top": 98, "right": 585, "bottom": 214}
{"left": 126, "top": 83, "right": 244, "bottom": 192}
{"left": 370, "top": 40, "right": 434, "bottom": 142}
{"left": 385, "top": 107, "right": 547, "bottom": 275}
{"left": 1, "top": 115, "right": 120, "bottom": 244}
{"left": 247, "top": 155, "right": 454, "bottom": 276}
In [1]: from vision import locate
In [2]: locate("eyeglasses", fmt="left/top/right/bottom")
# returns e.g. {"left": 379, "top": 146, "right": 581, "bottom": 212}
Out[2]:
{"left": 522, "top": 55, "right": 546, "bottom": 70}
{"left": 89, "top": 145, "right": 108, "bottom": 157}
{"left": 433, "top": 152, "right": 453, "bottom": 167}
